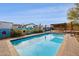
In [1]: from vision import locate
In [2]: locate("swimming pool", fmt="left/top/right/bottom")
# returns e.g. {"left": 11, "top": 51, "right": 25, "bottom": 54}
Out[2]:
{"left": 10, "top": 33, "right": 64, "bottom": 56}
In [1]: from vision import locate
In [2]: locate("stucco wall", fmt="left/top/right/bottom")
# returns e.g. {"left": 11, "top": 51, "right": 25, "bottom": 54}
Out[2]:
{"left": 0, "top": 29, "right": 11, "bottom": 39}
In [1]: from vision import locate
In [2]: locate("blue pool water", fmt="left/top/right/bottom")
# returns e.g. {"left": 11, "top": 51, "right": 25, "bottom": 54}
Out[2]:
{"left": 10, "top": 33, "right": 64, "bottom": 56}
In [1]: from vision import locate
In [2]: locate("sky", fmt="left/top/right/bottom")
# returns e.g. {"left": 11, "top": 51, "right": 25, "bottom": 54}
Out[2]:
{"left": 0, "top": 3, "right": 74, "bottom": 25}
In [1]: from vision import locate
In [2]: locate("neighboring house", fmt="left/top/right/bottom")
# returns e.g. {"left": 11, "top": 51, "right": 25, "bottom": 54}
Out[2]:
{"left": 13, "top": 23, "right": 36, "bottom": 29}
{"left": 0, "top": 21, "right": 13, "bottom": 39}
{"left": 26, "top": 23, "right": 36, "bottom": 28}
{"left": 12, "top": 23, "right": 36, "bottom": 35}
{"left": 33, "top": 24, "right": 43, "bottom": 30}
{"left": 43, "top": 25, "right": 51, "bottom": 31}
{"left": 12, "top": 24, "right": 23, "bottom": 29}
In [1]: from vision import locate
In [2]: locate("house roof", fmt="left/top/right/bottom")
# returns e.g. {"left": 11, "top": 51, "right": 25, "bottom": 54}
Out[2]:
{"left": 0, "top": 21, "right": 13, "bottom": 24}
{"left": 13, "top": 23, "right": 36, "bottom": 27}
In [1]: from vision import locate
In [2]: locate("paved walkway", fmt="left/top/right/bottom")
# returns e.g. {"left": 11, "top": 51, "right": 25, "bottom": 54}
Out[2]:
{"left": 58, "top": 34, "right": 79, "bottom": 56}
{"left": 0, "top": 40, "right": 19, "bottom": 56}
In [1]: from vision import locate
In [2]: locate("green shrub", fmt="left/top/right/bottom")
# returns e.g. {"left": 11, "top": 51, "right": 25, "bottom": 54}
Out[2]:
{"left": 11, "top": 30, "right": 22, "bottom": 37}
{"left": 31, "top": 29, "right": 43, "bottom": 33}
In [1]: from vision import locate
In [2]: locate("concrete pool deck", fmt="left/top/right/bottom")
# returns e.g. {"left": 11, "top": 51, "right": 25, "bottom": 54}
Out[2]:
{"left": 0, "top": 40, "right": 19, "bottom": 56}
{"left": 57, "top": 34, "right": 79, "bottom": 56}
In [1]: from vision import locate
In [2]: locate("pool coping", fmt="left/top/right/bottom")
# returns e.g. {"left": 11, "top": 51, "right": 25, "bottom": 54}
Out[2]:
{"left": 10, "top": 32, "right": 64, "bottom": 41}
{"left": 10, "top": 32, "right": 51, "bottom": 40}
{"left": 56, "top": 36, "right": 65, "bottom": 56}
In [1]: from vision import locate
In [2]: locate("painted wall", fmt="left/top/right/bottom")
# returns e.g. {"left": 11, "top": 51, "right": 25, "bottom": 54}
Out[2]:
{"left": 0, "top": 21, "right": 13, "bottom": 39}
{"left": 0, "top": 29, "right": 11, "bottom": 39}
